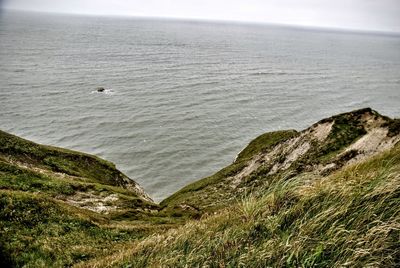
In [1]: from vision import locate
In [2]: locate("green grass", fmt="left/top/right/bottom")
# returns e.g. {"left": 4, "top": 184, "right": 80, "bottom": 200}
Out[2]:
{"left": 160, "top": 161, "right": 246, "bottom": 209}
{"left": 1, "top": 109, "right": 399, "bottom": 267}
{"left": 0, "top": 130, "right": 167, "bottom": 267}
{"left": 0, "top": 130, "right": 135, "bottom": 189}
{"left": 160, "top": 109, "right": 385, "bottom": 212}
{"left": 87, "top": 142, "right": 400, "bottom": 268}
{"left": 0, "top": 191, "right": 142, "bottom": 267}
{"left": 161, "top": 130, "right": 299, "bottom": 211}
{"left": 315, "top": 111, "right": 367, "bottom": 163}
{"left": 0, "top": 160, "right": 80, "bottom": 195}
{"left": 0, "top": 160, "right": 158, "bottom": 210}
{"left": 236, "top": 130, "right": 298, "bottom": 162}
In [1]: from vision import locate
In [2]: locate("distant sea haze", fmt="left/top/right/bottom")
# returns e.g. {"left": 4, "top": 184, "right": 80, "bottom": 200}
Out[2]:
{"left": 1, "top": 11, "right": 399, "bottom": 202}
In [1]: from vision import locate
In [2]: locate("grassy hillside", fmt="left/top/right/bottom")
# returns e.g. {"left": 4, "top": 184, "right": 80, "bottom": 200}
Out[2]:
{"left": 82, "top": 141, "right": 400, "bottom": 268}
{"left": 0, "top": 130, "right": 149, "bottom": 195}
{"left": 0, "top": 131, "right": 180, "bottom": 267}
{"left": 160, "top": 130, "right": 299, "bottom": 213}
{"left": 161, "top": 108, "right": 400, "bottom": 213}
{"left": 1, "top": 108, "right": 399, "bottom": 267}
{"left": 0, "top": 191, "right": 142, "bottom": 267}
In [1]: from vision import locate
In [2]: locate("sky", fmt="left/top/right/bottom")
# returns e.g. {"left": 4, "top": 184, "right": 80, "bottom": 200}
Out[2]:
{"left": 3, "top": 0, "right": 400, "bottom": 33}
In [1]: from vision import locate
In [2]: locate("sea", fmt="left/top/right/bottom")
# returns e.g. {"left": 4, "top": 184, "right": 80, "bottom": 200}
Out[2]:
{"left": 1, "top": 11, "right": 399, "bottom": 202}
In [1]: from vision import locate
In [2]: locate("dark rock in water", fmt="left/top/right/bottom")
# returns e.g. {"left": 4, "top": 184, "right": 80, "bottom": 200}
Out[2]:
{"left": 96, "top": 87, "right": 105, "bottom": 92}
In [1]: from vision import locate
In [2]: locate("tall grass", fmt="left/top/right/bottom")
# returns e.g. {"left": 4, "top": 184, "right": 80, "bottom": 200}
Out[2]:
{"left": 80, "top": 143, "right": 400, "bottom": 268}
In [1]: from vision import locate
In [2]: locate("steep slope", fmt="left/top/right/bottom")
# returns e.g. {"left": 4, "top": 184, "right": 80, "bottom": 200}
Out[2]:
{"left": 0, "top": 131, "right": 166, "bottom": 267}
{"left": 0, "top": 130, "right": 151, "bottom": 201}
{"left": 0, "top": 130, "right": 161, "bottom": 215}
{"left": 79, "top": 134, "right": 400, "bottom": 268}
{"left": 1, "top": 108, "right": 399, "bottom": 267}
{"left": 161, "top": 108, "right": 400, "bottom": 213}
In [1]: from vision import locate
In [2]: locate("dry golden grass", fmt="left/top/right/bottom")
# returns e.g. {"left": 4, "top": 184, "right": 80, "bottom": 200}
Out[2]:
{"left": 79, "top": 143, "right": 400, "bottom": 268}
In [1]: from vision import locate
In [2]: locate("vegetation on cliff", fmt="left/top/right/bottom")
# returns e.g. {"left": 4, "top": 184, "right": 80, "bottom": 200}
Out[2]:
{"left": 0, "top": 108, "right": 399, "bottom": 267}
{"left": 83, "top": 142, "right": 400, "bottom": 267}
{"left": 0, "top": 131, "right": 174, "bottom": 267}
{"left": 161, "top": 108, "right": 400, "bottom": 213}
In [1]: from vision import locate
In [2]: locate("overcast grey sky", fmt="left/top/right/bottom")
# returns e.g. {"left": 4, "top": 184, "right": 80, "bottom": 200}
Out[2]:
{"left": 3, "top": 0, "right": 400, "bottom": 33}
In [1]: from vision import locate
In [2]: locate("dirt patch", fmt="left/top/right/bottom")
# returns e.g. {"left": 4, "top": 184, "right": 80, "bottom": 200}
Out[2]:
{"left": 360, "top": 111, "right": 387, "bottom": 131}
{"left": 8, "top": 159, "right": 90, "bottom": 182}
{"left": 230, "top": 134, "right": 311, "bottom": 187}
{"left": 131, "top": 183, "right": 153, "bottom": 203}
{"left": 281, "top": 141, "right": 311, "bottom": 170}
{"left": 230, "top": 157, "right": 262, "bottom": 188}
{"left": 344, "top": 127, "right": 400, "bottom": 165}
{"left": 63, "top": 191, "right": 119, "bottom": 214}
{"left": 310, "top": 121, "right": 334, "bottom": 142}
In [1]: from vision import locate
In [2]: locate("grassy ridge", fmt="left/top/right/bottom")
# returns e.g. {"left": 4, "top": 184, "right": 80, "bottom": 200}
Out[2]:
{"left": 236, "top": 130, "right": 298, "bottom": 162}
{"left": 1, "top": 108, "right": 399, "bottom": 267}
{"left": 0, "top": 190, "right": 147, "bottom": 267}
{"left": 85, "top": 142, "right": 400, "bottom": 267}
{"left": 0, "top": 167, "right": 170, "bottom": 267}
{"left": 160, "top": 108, "right": 399, "bottom": 214}
{"left": 0, "top": 130, "right": 139, "bottom": 190}
{"left": 0, "top": 131, "right": 165, "bottom": 267}
{"left": 161, "top": 130, "right": 298, "bottom": 211}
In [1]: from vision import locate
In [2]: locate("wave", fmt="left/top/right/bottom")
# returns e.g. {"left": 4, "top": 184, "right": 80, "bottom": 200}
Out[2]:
{"left": 249, "top": 71, "right": 324, "bottom": 76}
{"left": 90, "top": 89, "right": 115, "bottom": 95}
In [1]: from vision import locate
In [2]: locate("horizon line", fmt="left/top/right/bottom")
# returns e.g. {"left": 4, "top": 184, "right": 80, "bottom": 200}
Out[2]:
{"left": 3, "top": 8, "right": 400, "bottom": 37}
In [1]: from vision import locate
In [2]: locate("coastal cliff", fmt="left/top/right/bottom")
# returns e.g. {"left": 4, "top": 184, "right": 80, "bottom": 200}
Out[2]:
{"left": 161, "top": 108, "right": 400, "bottom": 213}
{"left": 1, "top": 108, "right": 399, "bottom": 267}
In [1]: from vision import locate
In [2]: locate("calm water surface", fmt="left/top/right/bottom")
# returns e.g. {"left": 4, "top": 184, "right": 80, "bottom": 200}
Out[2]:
{"left": 1, "top": 11, "right": 399, "bottom": 201}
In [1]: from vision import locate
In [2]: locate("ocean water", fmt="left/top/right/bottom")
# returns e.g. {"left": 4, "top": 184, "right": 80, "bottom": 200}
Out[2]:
{"left": 1, "top": 11, "right": 399, "bottom": 202}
